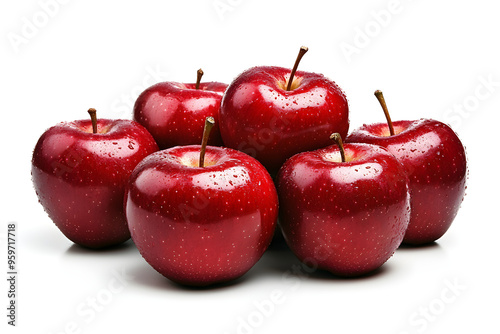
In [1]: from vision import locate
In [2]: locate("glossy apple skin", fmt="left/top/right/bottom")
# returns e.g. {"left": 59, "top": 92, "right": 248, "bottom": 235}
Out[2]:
{"left": 219, "top": 66, "right": 349, "bottom": 175}
{"left": 32, "top": 119, "right": 159, "bottom": 248}
{"left": 277, "top": 143, "right": 410, "bottom": 276}
{"left": 347, "top": 119, "right": 467, "bottom": 245}
{"left": 134, "top": 81, "right": 227, "bottom": 149}
{"left": 125, "top": 146, "right": 278, "bottom": 286}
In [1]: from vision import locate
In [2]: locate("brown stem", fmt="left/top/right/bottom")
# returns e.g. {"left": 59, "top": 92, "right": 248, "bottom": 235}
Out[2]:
{"left": 196, "top": 69, "right": 204, "bottom": 90}
{"left": 286, "top": 46, "right": 308, "bottom": 91}
{"left": 87, "top": 108, "right": 98, "bottom": 134}
{"left": 374, "top": 90, "right": 395, "bottom": 136}
{"left": 330, "top": 133, "right": 346, "bottom": 163}
{"left": 199, "top": 116, "right": 215, "bottom": 167}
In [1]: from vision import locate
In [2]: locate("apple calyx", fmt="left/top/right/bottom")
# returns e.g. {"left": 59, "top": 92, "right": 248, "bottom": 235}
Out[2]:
{"left": 196, "top": 69, "right": 204, "bottom": 90}
{"left": 330, "top": 133, "right": 346, "bottom": 163}
{"left": 286, "top": 46, "right": 308, "bottom": 91}
{"left": 199, "top": 116, "right": 215, "bottom": 167}
{"left": 374, "top": 90, "right": 395, "bottom": 136}
{"left": 87, "top": 108, "right": 98, "bottom": 134}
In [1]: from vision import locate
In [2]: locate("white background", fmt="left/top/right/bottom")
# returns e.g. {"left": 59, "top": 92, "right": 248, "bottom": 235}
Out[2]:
{"left": 1, "top": 0, "right": 499, "bottom": 333}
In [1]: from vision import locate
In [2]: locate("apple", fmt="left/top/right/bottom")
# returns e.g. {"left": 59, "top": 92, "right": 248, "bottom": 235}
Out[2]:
{"left": 277, "top": 133, "right": 410, "bottom": 276}
{"left": 133, "top": 69, "right": 227, "bottom": 149}
{"left": 124, "top": 117, "right": 278, "bottom": 286}
{"left": 219, "top": 47, "right": 349, "bottom": 175}
{"left": 32, "top": 108, "right": 159, "bottom": 248}
{"left": 346, "top": 91, "right": 467, "bottom": 245}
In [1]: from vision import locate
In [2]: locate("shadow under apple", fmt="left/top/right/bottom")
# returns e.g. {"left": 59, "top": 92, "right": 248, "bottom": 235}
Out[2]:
{"left": 127, "top": 261, "right": 250, "bottom": 293}
{"left": 397, "top": 241, "right": 441, "bottom": 251}
{"left": 64, "top": 239, "right": 136, "bottom": 256}
{"left": 247, "top": 231, "right": 397, "bottom": 283}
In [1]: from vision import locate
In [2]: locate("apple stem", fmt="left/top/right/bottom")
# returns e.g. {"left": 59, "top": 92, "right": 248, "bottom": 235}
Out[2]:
{"left": 330, "top": 133, "right": 346, "bottom": 163}
{"left": 87, "top": 108, "right": 98, "bottom": 134}
{"left": 286, "top": 46, "right": 308, "bottom": 91}
{"left": 374, "top": 90, "right": 395, "bottom": 136}
{"left": 196, "top": 68, "right": 204, "bottom": 90}
{"left": 199, "top": 116, "right": 215, "bottom": 167}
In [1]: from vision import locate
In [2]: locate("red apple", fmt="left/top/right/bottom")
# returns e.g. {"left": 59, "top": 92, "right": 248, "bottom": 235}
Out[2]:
{"left": 219, "top": 47, "right": 349, "bottom": 175}
{"left": 32, "top": 108, "right": 159, "bottom": 248}
{"left": 124, "top": 118, "right": 278, "bottom": 286}
{"left": 277, "top": 134, "right": 410, "bottom": 276}
{"left": 133, "top": 69, "right": 227, "bottom": 149}
{"left": 346, "top": 91, "right": 467, "bottom": 245}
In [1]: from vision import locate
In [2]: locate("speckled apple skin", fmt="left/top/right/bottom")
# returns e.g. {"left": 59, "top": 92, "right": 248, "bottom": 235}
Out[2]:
{"left": 347, "top": 119, "right": 467, "bottom": 245}
{"left": 125, "top": 146, "right": 278, "bottom": 286}
{"left": 219, "top": 66, "right": 349, "bottom": 175}
{"left": 277, "top": 143, "right": 410, "bottom": 277}
{"left": 32, "top": 119, "right": 159, "bottom": 248}
{"left": 134, "top": 82, "right": 227, "bottom": 149}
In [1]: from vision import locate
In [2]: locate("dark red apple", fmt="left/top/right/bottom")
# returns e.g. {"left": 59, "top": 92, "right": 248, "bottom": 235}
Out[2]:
{"left": 219, "top": 47, "right": 349, "bottom": 175}
{"left": 32, "top": 108, "right": 159, "bottom": 248}
{"left": 277, "top": 134, "right": 410, "bottom": 276}
{"left": 133, "top": 69, "right": 227, "bottom": 149}
{"left": 346, "top": 91, "right": 467, "bottom": 245}
{"left": 124, "top": 118, "right": 278, "bottom": 286}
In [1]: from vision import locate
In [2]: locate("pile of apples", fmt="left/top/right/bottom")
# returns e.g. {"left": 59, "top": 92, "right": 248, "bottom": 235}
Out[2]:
{"left": 32, "top": 47, "right": 467, "bottom": 286}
